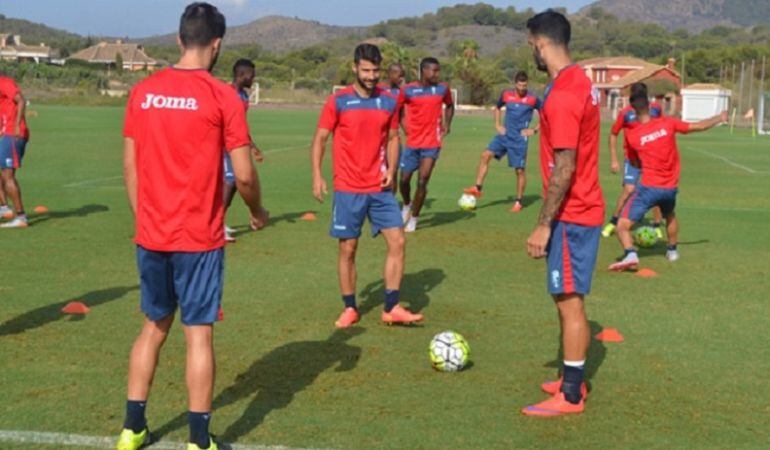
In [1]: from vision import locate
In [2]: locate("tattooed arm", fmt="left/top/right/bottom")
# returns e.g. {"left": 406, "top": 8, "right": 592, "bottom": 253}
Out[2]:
{"left": 526, "top": 149, "right": 577, "bottom": 258}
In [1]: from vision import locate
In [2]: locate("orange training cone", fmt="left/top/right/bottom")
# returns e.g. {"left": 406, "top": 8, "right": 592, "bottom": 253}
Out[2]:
{"left": 636, "top": 268, "right": 658, "bottom": 278}
{"left": 33, "top": 205, "right": 49, "bottom": 214}
{"left": 61, "top": 301, "right": 91, "bottom": 315}
{"left": 300, "top": 212, "right": 317, "bottom": 221}
{"left": 595, "top": 327, "right": 624, "bottom": 343}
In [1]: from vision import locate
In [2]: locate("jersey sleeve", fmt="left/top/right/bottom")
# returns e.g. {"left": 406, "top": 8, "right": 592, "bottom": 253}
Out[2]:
{"left": 673, "top": 118, "right": 692, "bottom": 134}
{"left": 122, "top": 88, "right": 136, "bottom": 138}
{"left": 610, "top": 111, "right": 625, "bottom": 135}
{"left": 544, "top": 92, "right": 583, "bottom": 150}
{"left": 443, "top": 85, "right": 454, "bottom": 106}
{"left": 535, "top": 96, "right": 544, "bottom": 110}
{"left": 0, "top": 79, "right": 20, "bottom": 101}
{"left": 317, "top": 95, "right": 338, "bottom": 131}
{"left": 222, "top": 87, "right": 252, "bottom": 152}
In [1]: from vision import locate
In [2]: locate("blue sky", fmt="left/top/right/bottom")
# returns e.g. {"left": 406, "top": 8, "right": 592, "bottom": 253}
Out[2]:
{"left": 0, "top": 0, "right": 594, "bottom": 38}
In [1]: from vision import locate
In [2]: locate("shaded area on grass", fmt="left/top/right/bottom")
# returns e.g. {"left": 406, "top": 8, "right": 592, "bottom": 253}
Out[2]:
{"left": 0, "top": 285, "right": 138, "bottom": 337}
{"left": 27, "top": 204, "right": 109, "bottom": 226}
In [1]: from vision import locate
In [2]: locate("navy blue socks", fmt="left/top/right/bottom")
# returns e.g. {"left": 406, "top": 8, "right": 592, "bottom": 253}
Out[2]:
{"left": 342, "top": 294, "right": 356, "bottom": 310}
{"left": 384, "top": 289, "right": 399, "bottom": 312}
{"left": 561, "top": 360, "right": 585, "bottom": 404}
{"left": 124, "top": 400, "right": 147, "bottom": 433}
{"left": 188, "top": 411, "right": 211, "bottom": 448}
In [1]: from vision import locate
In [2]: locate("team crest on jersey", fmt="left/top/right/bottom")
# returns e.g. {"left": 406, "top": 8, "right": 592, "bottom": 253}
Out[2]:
{"left": 140, "top": 94, "right": 199, "bottom": 111}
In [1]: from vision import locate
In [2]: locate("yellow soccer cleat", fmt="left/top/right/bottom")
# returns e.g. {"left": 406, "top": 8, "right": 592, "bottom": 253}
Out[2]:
{"left": 187, "top": 436, "right": 219, "bottom": 450}
{"left": 116, "top": 428, "right": 151, "bottom": 450}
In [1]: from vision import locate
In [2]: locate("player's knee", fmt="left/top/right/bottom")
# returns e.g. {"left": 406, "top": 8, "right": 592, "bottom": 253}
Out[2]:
{"left": 481, "top": 151, "right": 494, "bottom": 162}
{"left": 417, "top": 176, "right": 430, "bottom": 190}
{"left": 339, "top": 241, "right": 358, "bottom": 259}
{"left": 390, "top": 233, "right": 406, "bottom": 251}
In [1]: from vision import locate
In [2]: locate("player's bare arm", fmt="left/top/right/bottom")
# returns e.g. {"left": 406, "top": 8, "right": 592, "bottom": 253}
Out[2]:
{"left": 690, "top": 111, "right": 729, "bottom": 132}
{"left": 311, "top": 127, "right": 331, "bottom": 202}
{"left": 382, "top": 129, "right": 399, "bottom": 190}
{"left": 442, "top": 103, "right": 455, "bottom": 136}
{"left": 251, "top": 141, "right": 264, "bottom": 163}
{"left": 13, "top": 92, "right": 25, "bottom": 137}
{"left": 230, "top": 145, "right": 269, "bottom": 229}
{"left": 527, "top": 149, "right": 577, "bottom": 258}
{"left": 609, "top": 132, "right": 620, "bottom": 173}
{"left": 123, "top": 137, "right": 137, "bottom": 215}
{"left": 494, "top": 107, "right": 506, "bottom": 135}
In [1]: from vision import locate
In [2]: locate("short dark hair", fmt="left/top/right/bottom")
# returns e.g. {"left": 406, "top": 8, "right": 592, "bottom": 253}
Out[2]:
{"left": 233, "top": 58, "right": 255, "bottom": 77}
{"left": 514, "top": 71, "right": 528, "bottom": 82}
{"left": 354, "top": 44, "right": 382, "bottom": 65}
{"left": 388, "top": 62, "right": 405, "bottom": 73}
{"left": 179, "top": 2, "right": 226, "bottom": 48}
{"left": 630, "top": 91, "right": 650, "bottom": 114}
{"left": 526, "top": 10, "right": 571, "bottom": 46}
{"left": 630, "top": 82, "right": 648, "bottom": 98}
{"left": 420, "top": 57, "right": 440, "bottom": 74}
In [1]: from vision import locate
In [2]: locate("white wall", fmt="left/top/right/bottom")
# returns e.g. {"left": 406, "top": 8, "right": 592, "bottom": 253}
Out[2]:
{"left": 682, "top": 89, "right": 731, "bottom": 122}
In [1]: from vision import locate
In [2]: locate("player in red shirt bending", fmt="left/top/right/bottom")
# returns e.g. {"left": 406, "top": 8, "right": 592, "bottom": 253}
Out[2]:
{"left": 398, "top": 57, "right": 454, "bottom": 232}
{"left": 602, "top": 82, "right": 665, "bottom": 239}
{"left": 522, "top": 10, "right": 605, "bottom": 417}
{"left": 311, "top": 44, "right": 423, "bottom": 329}
{"left": 117, "top": 4, "right": 268, "bottom": 450}
{"left": 609, "top": 92, "right": 727, "bottom": 271}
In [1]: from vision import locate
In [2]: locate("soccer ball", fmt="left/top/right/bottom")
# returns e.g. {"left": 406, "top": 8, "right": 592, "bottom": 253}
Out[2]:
{"left": 634, "top": 226, "right": 659, "bottom": 248}
{"left": 458, "top": 194, "right": 477, "bottom": 211}
{"left": 429, "top": 331, "right": 470, "bottom": 372}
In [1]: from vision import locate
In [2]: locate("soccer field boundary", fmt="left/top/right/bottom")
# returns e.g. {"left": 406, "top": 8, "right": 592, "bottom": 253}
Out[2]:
{"left": 686, "top": 146, "right": 769, "bottom": 175}
{"left": 0, "top": 429, "right": 330, "bottom": 450}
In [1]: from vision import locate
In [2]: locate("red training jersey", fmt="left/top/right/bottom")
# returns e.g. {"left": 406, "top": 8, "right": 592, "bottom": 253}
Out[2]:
{"left": 611, "top": 102, "right": 663, "bottom": 158}
{"left": 123, "top": 68, "right": 251, "bottom": 252}
{"left": 626, "top": 116, "right": 690, "bottom": 189}
{"left": 318, "top": 86, "right": 400, "bottom": 193}
{"left": 0, "top": 76, "right": 30, "bottom": 140}
{"left": 539, "top": 64, "right": 605, "bottom": 227}
{"left": 400, "top": 81, "right": 453, "bottom": 149}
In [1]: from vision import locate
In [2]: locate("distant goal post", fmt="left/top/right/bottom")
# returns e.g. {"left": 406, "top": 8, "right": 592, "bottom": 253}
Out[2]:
{"left": 249, "top": 81, "right": 260, "bottom": 106}
{"left": 332, "top": 85, "right": 460, "bottom": 110}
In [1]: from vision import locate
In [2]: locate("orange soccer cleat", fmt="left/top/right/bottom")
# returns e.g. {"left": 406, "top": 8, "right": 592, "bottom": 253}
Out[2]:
{"left": 522, "top": 392, "right": 585, "bottom": 417}
{"left": 540, "top": 377, "right": 588, "bottom": 399}
{"left": 463, "top": 186, "right": 483, "bottom": 198}
{"left": 334, "top": 307, "right": 360, "bottom": 328}
{"left": 381, "top": 304, "right": 423, "bottom": 325}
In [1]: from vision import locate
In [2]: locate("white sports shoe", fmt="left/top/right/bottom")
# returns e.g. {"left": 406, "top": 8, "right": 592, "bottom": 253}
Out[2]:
{"left": 225, "top": 225, "right": 236, "bottom": 234}
{"left": 405, "top": 216, "right": 418, "bottom": 233}
{"left": 666, "top": 249, "right": 680, "bottom": 262}
{"left": 401, "top": 205, "right": 412, "bottom": 223}
{"left": 608, "top": 251, "right": 639, "bottom": 272}
{"left": 224, "top": 227, "right": 235, "bottom": 243}
{"left": 0, "top": 205, "right": 12, "bottom": 219}
{"left": 0, "top": 215, "right": 28, "bottom": 228}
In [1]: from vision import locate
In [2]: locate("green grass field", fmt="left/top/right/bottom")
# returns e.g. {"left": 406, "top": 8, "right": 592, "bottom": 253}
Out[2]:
{"left": 1, "top": 105, "right": 769, "bottom": 449}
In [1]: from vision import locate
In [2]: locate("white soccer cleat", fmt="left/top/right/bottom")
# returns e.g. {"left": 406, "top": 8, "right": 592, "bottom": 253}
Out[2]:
{"left": 401, "top": 205, "right": 412, "bottom": 223}
{"left": 666, "top": 250, "right": 680, "bottom": 262}
{"left": 608, "top": 252, "right": 639, "bottom": 272}
{"left": 225, "top": 225, "right": 236, "bottom": 234}
{"left": 0, "top": 216, "right": 28, "bottom": 228}
{"left": 405, "top": 217, "right": 418, "bottom": 233}
{"left": 224, "top": 226, "right": 235, "bottom": 243}
{"left": 0, "top": 205, "right": 13, "bottom": 219}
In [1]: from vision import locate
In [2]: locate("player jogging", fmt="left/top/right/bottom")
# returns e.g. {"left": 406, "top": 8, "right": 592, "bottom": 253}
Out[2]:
{"left": 117, "top": 4, "right": 268, "bottom": 450}
{"left": 463, "top": 71, "right": 541, "bottom": 212}
{"left": 399, "top": 57, "right": 454, "bottom": 232}
{"left": 0, "top": 73, "right": 30, "bottom": 228}
{"left": 608, "top": 92, "right": 727, "bottom": 271}
{"left": 311, "top": 44, "right": 423, "bottom": 329}
{"left": 223, "top": 58, "right": 264, "bottom": 243}
{"left": 602, "top": 82, "right": 665, "bottom": 238}
{"left": 522, "top": 10, "right": 604, "bottom": 417}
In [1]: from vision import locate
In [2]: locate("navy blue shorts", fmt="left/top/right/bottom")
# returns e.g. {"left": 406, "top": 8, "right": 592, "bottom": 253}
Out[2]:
{"left": 488, "top": 134, "right": 528, "bottom": 168}
{"left": 223, "top": 152, "right": 235, "bottom": 184}
{"left": 0, "top": 136, "right": 27, "bottom": 169}
{"left": 622, "top": 185, "right": 678, "bottom": 223}
{"left": 622, "top": 159, "right": 641, "bottom": 186}
{"left": 136, "top": 246, "right": 224, "bottom": 325}
{"left": 546, "top": 221, "right": 601, "bottom": 296}
{"left": 330, "top": 191, "right": 403, "bottom": 239}
{"left": 399, "top": 147, "right": 440, "bottom": 173}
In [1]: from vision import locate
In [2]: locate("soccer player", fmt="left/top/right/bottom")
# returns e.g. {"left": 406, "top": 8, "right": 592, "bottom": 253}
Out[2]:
{"left": 311, "top": 43, "right": 423, "bottom": 328}
{"left": 463, "top": 71, "right": 541, "bottom": 212}
{"left": 381, "top": 62, "right": 405, "bottom": 97}
{"left": 223, "top": 58, "right": 263, "bottom": 243}
{"left": 117, "top": 4, "right": 268, "bottom": 450}
{"left": 398, "top": 57, "right": 454, "bottom": 232}
{"left": 602, "top": 82, "right": 665, "bottom": 238}
{"left": 0, "top": 73, "right": 30, "bottom": 228}
{"left": 522, "top": 10, "right": 604, "bottom": 417}
{"left": 608, "top": 93, "right": 727, "bottom": 271}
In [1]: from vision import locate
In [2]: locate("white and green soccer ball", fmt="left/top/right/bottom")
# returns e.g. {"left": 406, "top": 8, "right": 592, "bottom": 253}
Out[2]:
{"left": 458, "top": 194, "right": 477, "bottom": 211}
{"left": 429, "top": 331, "right": 470, "bottom": 372}
{"left": 634, "top": 226, "right": 659, "bottom": 248}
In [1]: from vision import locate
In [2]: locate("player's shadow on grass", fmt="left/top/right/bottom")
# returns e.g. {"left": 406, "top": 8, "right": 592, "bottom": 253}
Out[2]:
{"left": 477, "top": 194, "right": 540, "bottom": 210}
{"left": 358, "top": 268, "right": 445, "bottom": 316}
{"left": 0, "top": 285, "right": 138, "bottom": 337}
{"left": 27, "top": 204, "right": 109, "bottom": 226}
{"left": 543, "top": 320, "right": 607, "bottom": 390}
{"left": 230, "top": 211, "right": 316, "bottom": 237}
{"left": 153, "top": 327, "right": 365, "bottom": 444}
{"left": 635, "top": 239, "right": 710, "bottom": 258}
{"left": 419, "top": 211, "right": 475, "bottom": 229}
